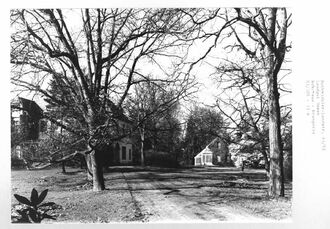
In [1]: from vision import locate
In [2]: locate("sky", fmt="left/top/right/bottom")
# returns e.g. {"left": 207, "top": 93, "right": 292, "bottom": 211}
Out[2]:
{"left": 9, "top": 8, "right": 292, "bottom": 118}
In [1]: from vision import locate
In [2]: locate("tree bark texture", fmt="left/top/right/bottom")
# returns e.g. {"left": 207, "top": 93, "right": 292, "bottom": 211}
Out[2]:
{"left": 140, "top": 127, "right": 145, "bottom": 166}
{"left": 265, "top": 8, "right": 285, "bottom": 197}
{"left": 61, "top": 161, "right": 66, "bottom": 173}
{"left": 90, "top": 149, "right": 105, "bottom": 191}
{"left": 267, "top": 71, "right": 285, "bottom": 197}
{"left": 85, "top": 154, "right": 93, "bottom": 181}
{"left": 87, "top": 115, "right": 106, "bottom": 191}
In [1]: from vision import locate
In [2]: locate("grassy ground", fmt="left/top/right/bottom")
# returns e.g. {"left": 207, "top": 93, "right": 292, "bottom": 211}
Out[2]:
{"left": 11, "top": 166, "right": 292, "bottom": 223}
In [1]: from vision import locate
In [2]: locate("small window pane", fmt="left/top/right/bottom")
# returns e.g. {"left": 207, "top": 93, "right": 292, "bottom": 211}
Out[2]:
{"left": 196, "top": 157, "right": 201, "bottom": 164}
{"left": 206, "top": 155, "right": 212, "bottom": 163}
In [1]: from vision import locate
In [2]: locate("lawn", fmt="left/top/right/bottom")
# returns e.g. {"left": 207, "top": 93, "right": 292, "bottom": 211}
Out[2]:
{"left": 11, "top": 166, "right": 292, "bottom": 223}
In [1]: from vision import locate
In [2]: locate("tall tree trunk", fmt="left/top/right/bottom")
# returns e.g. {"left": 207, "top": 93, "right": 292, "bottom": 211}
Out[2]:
{"left": 265, "top": 8, "right": 285, "bottom": 197}
{"left": 62, "top": 161, "right": 66, "bottom": 173}
{"left": 268, "top": 72, "right": 285, "bottom": 197}
{"left": 91, "top": 149, "right": 105, "bottom": 191}
{"left": 60, "top": 121, "right": 66, "bottom": 173}
{"left": 140, "top": 127, "right": 145, "bottom": 166}
{"left": 85, "top": 154, "right": 93, "bottom": 181}
{"left": 85, "top": 110, "right": 106, "bottom": 191}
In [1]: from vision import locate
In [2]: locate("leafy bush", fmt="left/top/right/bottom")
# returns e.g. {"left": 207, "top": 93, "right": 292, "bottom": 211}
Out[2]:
{"left": 12, "top": 188, "right": 58, "bottom": 223}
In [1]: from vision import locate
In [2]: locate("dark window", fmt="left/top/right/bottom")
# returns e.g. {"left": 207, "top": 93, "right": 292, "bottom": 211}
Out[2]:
{"left": 128, "top": 149, "right": 132, "bottom": 160}
{"left": 122, "top": 146, "right": 126, "bottom": 160}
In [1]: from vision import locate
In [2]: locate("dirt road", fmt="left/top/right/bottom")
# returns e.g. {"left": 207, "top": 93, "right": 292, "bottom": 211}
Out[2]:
{"left": 11, "top": 166, "right": 291, "bottom": 222}
{"left": 116, "top": 167, "right": 290, "bottom": 222}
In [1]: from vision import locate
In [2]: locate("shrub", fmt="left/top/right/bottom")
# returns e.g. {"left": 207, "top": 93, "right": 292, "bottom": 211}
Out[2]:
{"left": 12, "top": 188, "right": 58, "bottom": 223}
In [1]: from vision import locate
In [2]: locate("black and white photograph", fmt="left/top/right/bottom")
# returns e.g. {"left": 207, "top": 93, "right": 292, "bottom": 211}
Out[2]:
{"left": 2, "top": 1, "right": 330, "bottom": 228}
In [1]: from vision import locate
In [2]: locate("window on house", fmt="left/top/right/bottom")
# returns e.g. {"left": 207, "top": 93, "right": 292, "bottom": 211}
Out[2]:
{"left": 122, "top": 146, "right": 126, "bottom": 160}
{"left": 206, "top": 155, "right": 212, "bottom": 163}
{"left": 196, "top": 157, "right": 201, "bottom": 164}
{"left": 16, "top": 146, "right": 22, "bottom": 159}
{"left": 128, "top": 149, "right": 132, "bottom": 160}
{"left": 217, "top": 142, "right": 221, "bottom": 149}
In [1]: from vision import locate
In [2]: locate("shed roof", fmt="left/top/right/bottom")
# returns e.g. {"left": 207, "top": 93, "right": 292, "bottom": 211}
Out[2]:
{"left": 194, "top": 146, "right": 213, "bottom": 159}
{"left": 11, "top": 97, "right": 43, "bottom": 119}
{"left": 105, "top": 99, "right": 132, "bottom": 124}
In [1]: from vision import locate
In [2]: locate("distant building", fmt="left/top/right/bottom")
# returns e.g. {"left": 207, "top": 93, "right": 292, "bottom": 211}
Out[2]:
{"left": 194, "top": 137, "right": 230, "bottom": 166}
{"left": 11, "top": 97, "right": 45, "bottom": 140}
{"left": 102, "top": 119, "right": 134, "bottom": 166}
{"left": 11, "top": 97, "right": 47, "bottom": 161}
{"left": 101, "top": 100, "right": 133, "bottom": 166}
{"left": 11, "top": 97, "right": 134, "bottom": 165}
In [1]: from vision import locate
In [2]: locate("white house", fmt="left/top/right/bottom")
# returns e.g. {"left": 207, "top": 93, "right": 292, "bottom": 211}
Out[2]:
{"left": 194, "top": 137, "right": 230, "bottom": 166}
{"left": 194, "top": 147, "right": 213, "bottom": 166}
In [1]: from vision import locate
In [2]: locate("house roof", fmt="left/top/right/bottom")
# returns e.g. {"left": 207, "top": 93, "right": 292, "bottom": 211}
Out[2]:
{"left": 11, "top": 97, "right": 43, "bottom": 119}
{"left": 206, "top": 137, "right": 219, "bottom": 148}
{"left": 194, "top": 137, "right": 222, "bottom": 159}
{"left": 105, "top": 99, "right": 132, "bottom": 124}
{"left": 194, "top": 146, "right": 213, "bottom": 159}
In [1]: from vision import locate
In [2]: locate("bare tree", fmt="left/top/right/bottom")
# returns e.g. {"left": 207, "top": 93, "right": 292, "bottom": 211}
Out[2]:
{"left": 126, "top": 78, "right": 190, "bottom": 166}
{"left": 10, "top": 9, "right": 200, "bottom": 191}
{"left": 213, "top": 59, "right": 291, "bottom": 175}
{"left": 229, "top": 8, "right": 291, "bottom": 197}
{"left": 213, "top": 60, "right": 269, "bottom": 171}
{"left": 184, "top": 8, "right": 291, "bottom": 197}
